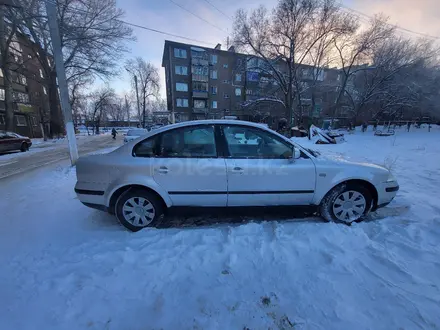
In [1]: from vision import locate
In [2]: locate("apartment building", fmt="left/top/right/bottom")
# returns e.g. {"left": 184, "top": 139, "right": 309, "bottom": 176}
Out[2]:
{"left": 162, "top": 40, "right": 344, "bottom": 127}
{"left": 0, "top": 33, "right": 58, "bottom": 138}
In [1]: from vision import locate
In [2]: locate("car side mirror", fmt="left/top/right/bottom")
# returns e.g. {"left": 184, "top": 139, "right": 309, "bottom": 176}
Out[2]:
{"left": 288, "top": 146, "right": 301, "bottom": 162}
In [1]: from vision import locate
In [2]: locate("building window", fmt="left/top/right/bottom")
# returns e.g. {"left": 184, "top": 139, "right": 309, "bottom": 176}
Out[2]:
{"left": 43, "top": 86, "right": 47, "bottom": 95}
{"left": 13, "top": 92, "right": 30, "bottom": 103}
{"left": 17, "top": 74, "right": 27, "bottom": 85}
{"left": 27, "top": 54, "right": 32, "bottom": 59}
{"left": 16, "top": 115, "right": 27, "bottom": 127}
{"left": 223, "top": 64, "right": 228, "bottom": 68}
{"left": 0, "top": 69, "right": 3, "bottom": 77}
{"left": 210, "top": 54, "right": 218, "bottom": 64}
{"left": 39, "top": 68, "right": 44, "bottom": 78}
{"left": 175, "top": 65, "right": 188, "bottom": 75}
{"left": 211, "top": 86, "right": 217, "bottom": 95}
{"left": 235, "top": 88, "right": 241, "bottom": 96}
{"left": 223, "top": 93, "right": 230, "bottom": 99}
{"left": 210, "top": 70, "right": 217, "bottom": 79}
{"left": 176, "top": 98, "right": 189, "bottom": 107}
{"left": 246, "top": 89, "right": 253, "bottom": 95}
{"left": 222, "top": 80, "right": 230, "bottom": 84}
{"left": 176, "top": 82, "right": 188, "bottom": 92}
{"left": 337, "top": 74, "right": 341, "bottom": 81}
{"left": 212, "top": 100, "right": 217, "bottom": 109}
{"left": 192, "top": 65, "right": 209, "bottom": 76}
{"left": 0, "top": 88, "right": 5, "bottom": 101}
{"left": 235, "top": 73, "right": 241, "bottom": 82}
{"left": 194, "top": 99, "right": 206, "bottom": 109}
{"left": 193, "top": 81, "right": 208, "bottom": 92}
{"left": 174, "top": 48, "right": 187, "bottom": 58}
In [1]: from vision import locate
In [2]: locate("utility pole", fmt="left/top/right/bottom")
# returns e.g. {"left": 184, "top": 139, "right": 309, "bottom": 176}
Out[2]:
{"left": 124, "top": 94, "right": 130, "bottom": 127}
{"left": 125, "top": 68, "right": 141, "bottom": 127}
{"left": 45, "top": 0, "right": 78, "bottom": 164}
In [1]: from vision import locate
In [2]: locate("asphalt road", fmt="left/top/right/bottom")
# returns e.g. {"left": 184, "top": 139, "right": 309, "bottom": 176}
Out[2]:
{"left": 0, "top": 135, "right": 123, "bottom": 180}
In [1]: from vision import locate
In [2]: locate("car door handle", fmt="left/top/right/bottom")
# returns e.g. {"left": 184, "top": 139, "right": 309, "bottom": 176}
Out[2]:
{"left": 155, "top": 166, "right": 169, "bottom": 174}
{"left": 230, "top": 166, "right": 244, "bottom": 173}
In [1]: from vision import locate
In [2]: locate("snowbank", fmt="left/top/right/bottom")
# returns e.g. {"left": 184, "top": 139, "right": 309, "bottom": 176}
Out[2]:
{"left": 1, "top": 128, "right": 440, "bottom": 329}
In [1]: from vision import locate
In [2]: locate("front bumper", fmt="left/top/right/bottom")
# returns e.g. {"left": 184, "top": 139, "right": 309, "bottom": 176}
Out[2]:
{"left": 376, "top": 181, "right": 399, "bottom": 208}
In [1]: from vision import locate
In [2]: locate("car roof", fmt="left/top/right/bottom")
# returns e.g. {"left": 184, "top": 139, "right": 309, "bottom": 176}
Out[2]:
{"left": 152, "top": 120, "right": 269, "bottom": 133}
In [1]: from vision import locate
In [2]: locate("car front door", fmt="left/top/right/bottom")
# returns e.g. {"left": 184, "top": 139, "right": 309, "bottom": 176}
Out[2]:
{"left": 221, "top": 125, "right": 316, "bottom": 206}
{"left": 149, "top": 124, "right": 227, "bottom": 206}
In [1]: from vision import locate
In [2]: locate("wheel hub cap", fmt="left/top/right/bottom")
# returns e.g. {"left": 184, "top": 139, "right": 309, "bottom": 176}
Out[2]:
{"left": 122, "top": 197, "right": 155, "bottom": 227}
{"left": 332, "top": 190, "right": 366, "bottom": 223}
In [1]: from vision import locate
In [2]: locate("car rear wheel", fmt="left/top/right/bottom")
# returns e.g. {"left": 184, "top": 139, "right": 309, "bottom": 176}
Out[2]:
{"left": 20, "top": 142, "right": 29, "bottom": 152}
{"left": 115, "top": 188, "right": 163, "bottom": 232}
{"left": 319, "top": 184, "right": 372, "bottom": 225}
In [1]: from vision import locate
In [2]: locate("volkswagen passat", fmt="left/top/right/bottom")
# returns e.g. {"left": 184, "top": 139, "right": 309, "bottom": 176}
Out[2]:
{"left": 75, "top": 120, "right": 399, "bottom": 231}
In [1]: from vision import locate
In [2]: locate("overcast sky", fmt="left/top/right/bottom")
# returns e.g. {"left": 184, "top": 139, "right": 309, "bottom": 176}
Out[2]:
{"left": 110, "top": 0, "right": 440, "bottom": 99}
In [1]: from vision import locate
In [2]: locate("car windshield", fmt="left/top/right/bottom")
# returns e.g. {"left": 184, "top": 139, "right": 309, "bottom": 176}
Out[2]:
{"left": 127, "top": 129, "right": 147, "bottom": 136}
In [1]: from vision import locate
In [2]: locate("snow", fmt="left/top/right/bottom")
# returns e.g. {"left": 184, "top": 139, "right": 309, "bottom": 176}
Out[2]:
{"left": 1, "top": 126, "right": 440, "bottom": 329}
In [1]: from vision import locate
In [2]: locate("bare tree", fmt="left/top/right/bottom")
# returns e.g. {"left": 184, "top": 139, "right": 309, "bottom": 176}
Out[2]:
{"left": 16, "top": 0, "right": 133, "bottom": 136}
{"left": 331, "top": 15, "right": 395, "bottom": 120}
{"left": 233, "top": 0, "right": 354, "bottom": 126}
{"left": 0, "top": 2, "right": 21, "bottom": 132}
{"left": 88, "top": 87, "right": 115, "bottom": 134}
{"left": 125, "top": 57, "right": 160, "bottom": 127}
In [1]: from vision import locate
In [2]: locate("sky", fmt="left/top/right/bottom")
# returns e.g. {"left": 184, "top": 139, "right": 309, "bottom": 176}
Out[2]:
{"left": 109, "top": 0, "right": 440, "bottom": 99}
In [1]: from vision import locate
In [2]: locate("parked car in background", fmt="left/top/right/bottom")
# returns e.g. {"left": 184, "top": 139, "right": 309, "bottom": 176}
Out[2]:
{"left": 75, "top": 120, "right": 399, "bottom": 232}
{"left": 0, "top": 132, "right": 32, "bottom": 153}
{"left": 123, "top": 128, "right": 149, "bottom": 143}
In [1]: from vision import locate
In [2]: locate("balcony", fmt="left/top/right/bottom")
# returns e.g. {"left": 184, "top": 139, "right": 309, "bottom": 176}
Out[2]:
{"left": 192, "top": 74, "right": 208, "bottom": 82}
{"left": 192, "top": 108, "right": 207, "bottom": 114}
{"left": 192, "top": 91, "right": 208, "bottom": 98}
{"left": 191, "top": 57, "right": 209, "bottom": 66}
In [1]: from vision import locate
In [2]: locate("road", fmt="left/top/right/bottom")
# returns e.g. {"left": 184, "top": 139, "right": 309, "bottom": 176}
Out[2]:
{"left": 0, "top": 135, "right": 123, "bottom": 180}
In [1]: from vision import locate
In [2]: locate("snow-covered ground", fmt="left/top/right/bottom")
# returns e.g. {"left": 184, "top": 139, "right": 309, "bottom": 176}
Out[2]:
{"left": 1, "top": 127, "right": 440, "bottom": 330}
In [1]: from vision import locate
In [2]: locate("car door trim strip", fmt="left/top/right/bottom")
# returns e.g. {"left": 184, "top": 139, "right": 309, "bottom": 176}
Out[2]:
{"left": 168, "top": 190, "right": 314, "bottom": 195}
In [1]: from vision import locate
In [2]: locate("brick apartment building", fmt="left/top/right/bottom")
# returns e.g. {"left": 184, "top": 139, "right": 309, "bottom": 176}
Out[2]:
{"left": 0, "top": 33, "right": 60, "bottom": 138}
{"left": 162, "top": 40, "right": 344, "bottom": 128}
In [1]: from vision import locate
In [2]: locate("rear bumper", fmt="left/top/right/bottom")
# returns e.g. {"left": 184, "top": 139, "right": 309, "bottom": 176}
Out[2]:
{"left": 75, "top": 182, "right": 107, "bottom": 208}
{"left": 80, "top": 202, "right": 108, "bottom": 212}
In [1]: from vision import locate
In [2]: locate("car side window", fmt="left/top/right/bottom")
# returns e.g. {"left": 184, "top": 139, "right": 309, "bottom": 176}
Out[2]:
{"left": 223, "top": 125, "right": 293, "bottom": 159}
{"left": 133, "top": 136, "right": 158, "bottom": 157}
{"left": 158, "top": 126, "right": 217, "bottom": 158}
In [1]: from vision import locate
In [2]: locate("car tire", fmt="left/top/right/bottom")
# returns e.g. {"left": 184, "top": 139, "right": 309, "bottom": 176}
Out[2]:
{"left": 20, "top": 142, "right": 29, "bottom": 152}
{"left": 115, "top": 188, "right": 164, "bottom": 232}
{"left": 319, "top": 183, "right": 372, "bottom": 225}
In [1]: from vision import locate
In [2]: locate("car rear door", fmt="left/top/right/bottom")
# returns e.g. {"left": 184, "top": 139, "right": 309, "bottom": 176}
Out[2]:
{"left": 0, "top": 134, "right": 18, "bottom": 152}
{"left": 137, "top": 124, "right": 228, "bottom": 206}
{"left": 221, "top": 124, "right": 316, "bottom": 206}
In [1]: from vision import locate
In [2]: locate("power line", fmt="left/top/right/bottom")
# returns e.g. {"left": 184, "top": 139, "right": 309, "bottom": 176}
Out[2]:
{"left": 201, "top": 0, "right": 233, "bottom": 21}
{"left": 167, "top": 0, "right": 228, "bottom": 33}
{"left": 340, "top": 4, "right": 440, "bottom": 40}
{"left": 120, "top": 21, "right": 213, "bottom": 45}
{"left": 44, "top": 0, "right": 213, "bottom": 46}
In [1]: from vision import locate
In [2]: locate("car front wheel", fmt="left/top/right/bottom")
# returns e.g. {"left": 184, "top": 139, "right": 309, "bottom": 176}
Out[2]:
{"left": 115, "top": 188, "right": 163, "bottom": 232}
{"left": 319, "top": 184, "right": 372, "bottom": 225}
{"left": 20, "top": 142, "right": 29, "bottom": 152}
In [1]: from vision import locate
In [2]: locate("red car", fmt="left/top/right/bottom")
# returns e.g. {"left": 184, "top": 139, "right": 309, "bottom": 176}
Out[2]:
{"left": 0, "top": 132, "right": 32, "bottom": 153}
